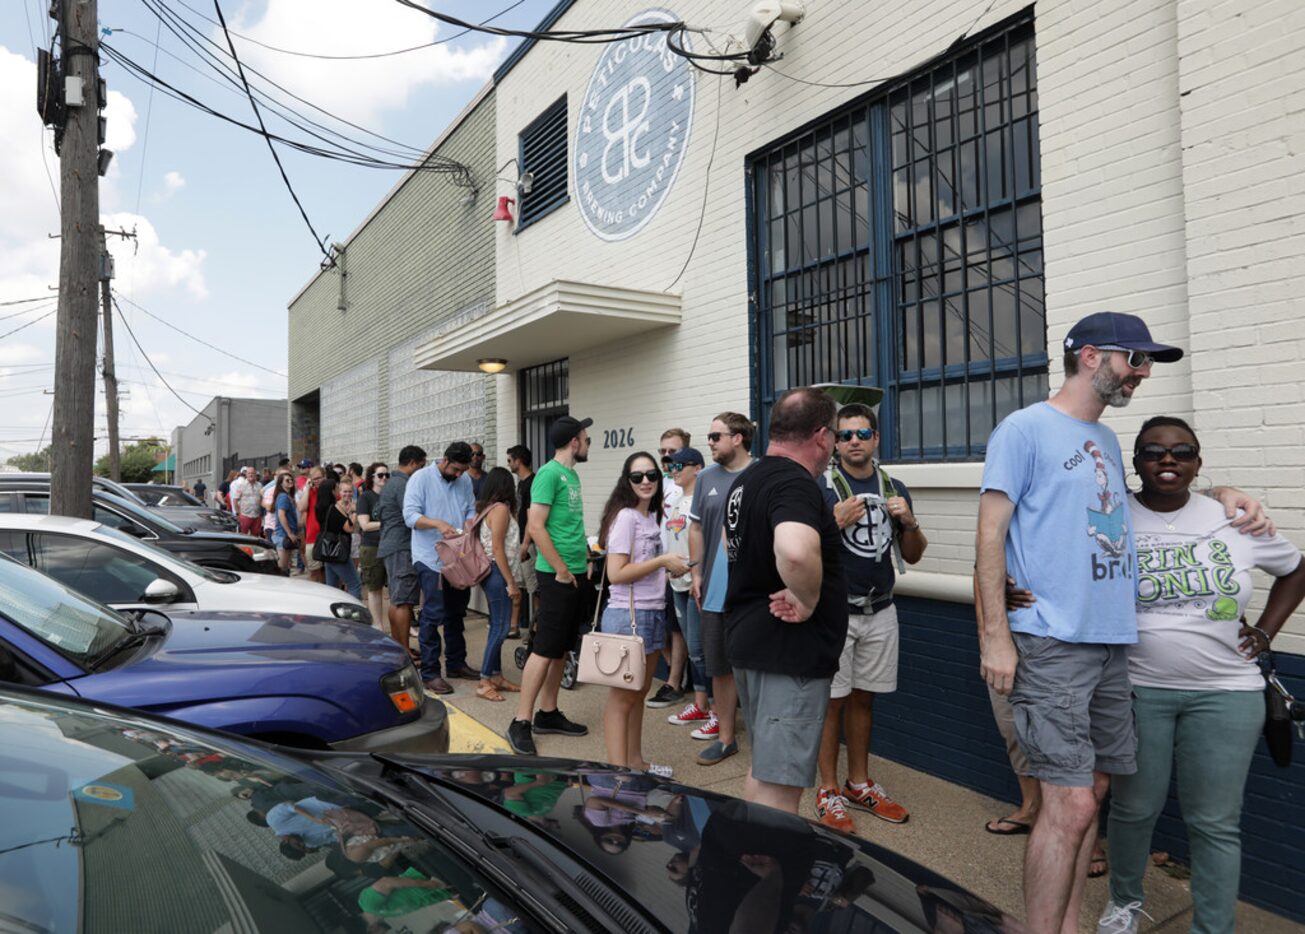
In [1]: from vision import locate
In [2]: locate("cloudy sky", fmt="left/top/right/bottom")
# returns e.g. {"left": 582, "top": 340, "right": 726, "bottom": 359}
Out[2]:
{"left": 0, "top": 0, "right": 555, "bottom": 461}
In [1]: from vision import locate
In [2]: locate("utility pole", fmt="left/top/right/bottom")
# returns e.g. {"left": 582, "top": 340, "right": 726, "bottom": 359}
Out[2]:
{"left": 49, "top": 0, "right": 101, "bottom": 518}
{"left": 99, "top": 228, "right": 120, "bottom": 481}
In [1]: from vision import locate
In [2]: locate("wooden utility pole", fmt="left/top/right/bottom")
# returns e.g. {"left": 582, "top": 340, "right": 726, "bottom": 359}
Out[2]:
{"left": 99, "top": 229, "right": 121, "bottom": 481}
{"left": 50, "top": 0, "right": 100, "bottom": 518}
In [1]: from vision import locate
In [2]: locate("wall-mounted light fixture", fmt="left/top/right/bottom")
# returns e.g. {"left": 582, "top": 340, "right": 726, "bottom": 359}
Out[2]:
{"left": 477, "top": 358, "right": 508, "bottom": 374}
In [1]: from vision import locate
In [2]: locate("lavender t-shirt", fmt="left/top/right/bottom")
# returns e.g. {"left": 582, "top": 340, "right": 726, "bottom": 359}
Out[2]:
{"left": 606, "top": 507, "right": 666, "bottom": 610}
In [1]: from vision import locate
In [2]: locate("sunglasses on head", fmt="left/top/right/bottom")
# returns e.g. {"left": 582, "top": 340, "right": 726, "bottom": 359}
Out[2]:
{"left": 627, "top": 471, "right": 660, "bottom": 484}
{"left": 836, "top": 428, "right": 876, "bottom": 442}
{"left": 1136, "top": 443, "right": 1199, "bottom": 462}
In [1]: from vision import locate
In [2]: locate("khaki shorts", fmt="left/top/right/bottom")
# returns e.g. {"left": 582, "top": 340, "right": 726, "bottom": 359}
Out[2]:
{"left": 830, "top": 604, "right": 899, "bottom": 698}
{"left": 518, "top": 543, "right": 538, "bottom": 593}
{"left": 359, "top": 545, "right": 386, "bottom": 592}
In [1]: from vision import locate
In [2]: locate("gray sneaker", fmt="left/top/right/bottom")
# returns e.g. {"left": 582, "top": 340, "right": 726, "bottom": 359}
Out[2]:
{"left": 696, "top": 740, "right": 738, "bottom": 766}
{"left": 1097, "top": 900, "right": 1149, "bottom": 934}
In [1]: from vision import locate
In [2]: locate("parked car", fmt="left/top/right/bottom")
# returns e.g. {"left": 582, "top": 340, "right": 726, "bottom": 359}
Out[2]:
{"left": 0, "top": 472, "right": 239, "bottom": 531}
{"left": 0, "top": 513, "right": 370, "bottom": 625}
{"left": 124, "top": 482, "right": 206, "bottom": 507}
{"left": 0, "top": 555, "right": 444, "bottom": 754}
{"left": 0, "top": 685, "right": 1023, "bottom": 934}
{"left": 0, "top": 483, "right": 280, "bottom": 574}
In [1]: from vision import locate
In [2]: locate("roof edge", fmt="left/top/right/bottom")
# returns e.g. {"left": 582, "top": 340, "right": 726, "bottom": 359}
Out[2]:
{"left": 492, "top": 0, "right": 580, "bottom": 83}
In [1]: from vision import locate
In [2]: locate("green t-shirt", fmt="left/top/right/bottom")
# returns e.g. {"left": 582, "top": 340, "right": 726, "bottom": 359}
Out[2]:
{"left": 501, "top": 773, "right": 567, "bottom": 818}
{"left": 532, "top": 460, "right": 588, "bottom": 574}
{"left": 357, "top": 867, "right": 454, "bottom": 917}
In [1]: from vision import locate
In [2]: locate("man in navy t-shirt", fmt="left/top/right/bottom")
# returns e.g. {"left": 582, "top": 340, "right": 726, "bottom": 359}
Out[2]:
{"left": 813, "top": 401, "right": 927, "bottom": 832}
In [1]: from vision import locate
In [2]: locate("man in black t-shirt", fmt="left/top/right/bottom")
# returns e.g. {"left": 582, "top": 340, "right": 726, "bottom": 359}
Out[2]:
{"left": 724, "top": 387, "right": 847, "bottom": 815}
{"left": 506, "top": 444, "right": 536, "bottom": 639}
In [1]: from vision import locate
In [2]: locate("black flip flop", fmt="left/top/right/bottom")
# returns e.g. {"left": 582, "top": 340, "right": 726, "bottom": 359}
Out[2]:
{"left": 985, "top": 817, "right": 1032, "bottom": 836}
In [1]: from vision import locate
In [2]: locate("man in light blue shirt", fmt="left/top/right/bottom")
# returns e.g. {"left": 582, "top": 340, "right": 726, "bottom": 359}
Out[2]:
{"left": 404, "top": 441, "right": 478, "bottom": 693}
{"left": 266, "top": 796, "right": 341, "bottom": 856}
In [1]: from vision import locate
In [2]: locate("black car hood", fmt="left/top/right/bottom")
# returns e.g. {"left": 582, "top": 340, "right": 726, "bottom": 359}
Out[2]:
{"left": 364, "top": 755, "right": 1024, "bottom": 934}
{"left": 178, "top": 529, "right": 269, "bottom": 547}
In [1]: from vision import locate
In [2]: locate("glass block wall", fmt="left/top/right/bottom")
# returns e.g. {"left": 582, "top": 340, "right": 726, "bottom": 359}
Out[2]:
{"left": 320, "top": 359, "right": 381, "bottom": 465}
{"left": 388, "top": 327, "right": 488, "bottom": 458}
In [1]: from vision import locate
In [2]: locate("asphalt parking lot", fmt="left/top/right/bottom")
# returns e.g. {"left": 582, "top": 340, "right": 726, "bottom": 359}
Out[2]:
{"left": 421, "top": 612, "right": 1295, "bottom": 934}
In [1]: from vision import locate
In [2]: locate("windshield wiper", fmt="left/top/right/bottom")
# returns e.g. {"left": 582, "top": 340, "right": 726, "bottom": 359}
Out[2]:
{"left": 87, "top": 629, "right": 153, "bottom": 671}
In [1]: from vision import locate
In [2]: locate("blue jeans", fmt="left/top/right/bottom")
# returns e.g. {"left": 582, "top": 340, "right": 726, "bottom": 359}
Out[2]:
{"left": 672, "top": 588, "right": 707, "bottom": 693}
{"left": 1107, "top": 686, "right": 1264, "bottom": 934}
{"left": 325, "top": 559, "right": 361, "bottom": 599}
{"left": 479, "top": 565, "right": 513, "bottom": 679}
{"left": 414, "top": 562, "right": 471, "bottom": 681}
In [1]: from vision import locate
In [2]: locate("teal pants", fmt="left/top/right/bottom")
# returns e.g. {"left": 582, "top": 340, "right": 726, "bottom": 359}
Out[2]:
{"left": 1107, "top": 686, "right": 1264, "bottom": 934}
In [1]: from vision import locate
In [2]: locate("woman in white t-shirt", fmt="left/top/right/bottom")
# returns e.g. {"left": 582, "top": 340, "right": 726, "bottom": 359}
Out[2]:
{"left": 596, "top": 452, "right": 691, "bottom": 779}
{"left": 1099, "top": 417, "right": 1305, "bottom": 934}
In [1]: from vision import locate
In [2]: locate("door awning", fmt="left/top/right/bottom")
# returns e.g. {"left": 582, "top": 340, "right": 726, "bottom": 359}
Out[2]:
{"left": 414, "top": 280, "right": 681, "bottom": 373}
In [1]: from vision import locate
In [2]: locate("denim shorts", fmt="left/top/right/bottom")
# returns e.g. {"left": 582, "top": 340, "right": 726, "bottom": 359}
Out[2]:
{"left": 600, "top": 605, "right": 667, "bottom": 653}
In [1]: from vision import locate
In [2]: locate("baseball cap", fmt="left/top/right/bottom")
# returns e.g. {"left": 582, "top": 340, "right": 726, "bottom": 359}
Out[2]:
{"left": 548, "top": 415, "right": 593, "bottom": 449}
{"left": 669, "top": 447, "right": 704, "bottom": 467}
{"left": 444, "top": 441, "right": 474, "bottom": 464}
{"left": 297, "top": 458, "right": 314, "bottom": 468}
{"left": 1063, "top": 312, "right": 1183, "bottom": 363}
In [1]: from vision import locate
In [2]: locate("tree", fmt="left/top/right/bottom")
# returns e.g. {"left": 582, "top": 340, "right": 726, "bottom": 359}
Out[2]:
{"left": 95, "top": 439, "right": 166, "bottom": 483}
{"left": 6, "top": 447, "right": 55, "bottom": 472}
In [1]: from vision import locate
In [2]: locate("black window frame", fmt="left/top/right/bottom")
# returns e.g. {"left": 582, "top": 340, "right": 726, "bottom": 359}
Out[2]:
{"left": 748, "top": 14, "right": 1045, "bottom": 461}
{"left": 518, "top": 358, "right": 569, "bottom": 467}
{"left": 516, "top": 95, "right": 570, "bottom": 231}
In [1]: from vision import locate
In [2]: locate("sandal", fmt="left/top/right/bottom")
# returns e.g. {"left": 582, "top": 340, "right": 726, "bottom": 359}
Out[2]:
{"left": 491, "top": 678, "right": 521, "bottom": 693}
{"left": 475, "top": 682, "right": 506, "bottom": 702}
{"left": 1088, "top": 851, "right": 1109, "bottom": 878}
{"left": 985, "top": 816, "right": 1032, "bottom": 835}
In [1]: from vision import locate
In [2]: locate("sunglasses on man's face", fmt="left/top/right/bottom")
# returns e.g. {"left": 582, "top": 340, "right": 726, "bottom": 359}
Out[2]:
{"left": 706, "top": 432, "right": 727, "bottom": 443}
{"left": 658, "top": 447, "right": 678, "bottom": 456}
{"left": 627, "top": 471, "right": 661, "bottom": 484}
{"left": 1136, "top": 443, "right": 1199, "bottom": 462}
{"left": 836, "top": 428, "right": 876, "bottom": 442}
{"left": 668, "top": 462, "right": 695, "bottom": 473}
{"left": 1094, "top": 345, "right": 1154, "bottom": 369}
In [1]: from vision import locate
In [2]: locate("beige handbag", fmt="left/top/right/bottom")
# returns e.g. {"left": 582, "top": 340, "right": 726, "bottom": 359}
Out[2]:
{"left": 577, "top": 524, "right": 646, "bottom": 689}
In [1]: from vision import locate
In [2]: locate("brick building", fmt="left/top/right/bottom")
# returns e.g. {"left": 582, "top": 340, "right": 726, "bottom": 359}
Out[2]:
{"left": 291, "top": 0, "right": 1305, "bottom": 921}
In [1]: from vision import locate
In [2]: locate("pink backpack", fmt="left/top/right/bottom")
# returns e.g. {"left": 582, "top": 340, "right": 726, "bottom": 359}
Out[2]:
{"left": 434, "top": 505, "right": 494, "bottom": 589}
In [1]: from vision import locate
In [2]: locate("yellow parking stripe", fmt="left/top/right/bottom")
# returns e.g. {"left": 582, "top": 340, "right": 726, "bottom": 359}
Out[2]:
{"left": 428, "top": 690, "right": 511, "bottom": 754}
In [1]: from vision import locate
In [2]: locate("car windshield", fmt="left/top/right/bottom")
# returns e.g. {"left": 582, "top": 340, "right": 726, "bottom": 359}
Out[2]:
{"left": 97, "top": 492, "right": 187, "bottom": 534}
{"left": 95, "top": 525, "right": 231, "bottom": 583}
{"left": 0, "top": 555, "right": 131, "bottom": 664}
{"left": 0, "top": 691, "right": 533, "bottom": 934}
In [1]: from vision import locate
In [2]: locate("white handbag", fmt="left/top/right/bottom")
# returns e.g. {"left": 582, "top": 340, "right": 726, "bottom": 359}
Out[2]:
{"left": 577, "top": 526, "right": 646, "bottom": 689}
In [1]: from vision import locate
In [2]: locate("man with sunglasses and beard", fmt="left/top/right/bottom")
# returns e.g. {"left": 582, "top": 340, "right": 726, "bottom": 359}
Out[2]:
{"left": 812, "top": 399, "right": 927, "bottom": 833}
{"left": 975, "top": 311, "right": 1270, "bottom": 934}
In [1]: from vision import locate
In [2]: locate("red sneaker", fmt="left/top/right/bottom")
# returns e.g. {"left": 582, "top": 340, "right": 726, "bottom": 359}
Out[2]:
{"left": 668, "top": 702, "right": 710, "bottom": 725}
{"left": 689, "top": 713, "right": 719, "bottom": 740}
{"left": 843, "top": 781, "right": 909, "bottom": 823}
{"left": 815, "top": 787, "right": 855, "bottom": 833}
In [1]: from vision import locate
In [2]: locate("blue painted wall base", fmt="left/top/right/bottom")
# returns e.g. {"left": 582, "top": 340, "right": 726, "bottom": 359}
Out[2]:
{"left": 876, "top": 596, "right": 1305, "bottom": 925}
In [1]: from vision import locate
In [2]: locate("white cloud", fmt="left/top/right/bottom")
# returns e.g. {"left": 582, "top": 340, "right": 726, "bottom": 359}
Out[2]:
{"left": 163, "top": 170, "right": 186, "bottom": 192}
{"left": 102, "top": 213, "right": 209, "bottom": 299}
{"left": 103, "top": 89, "right": 137, "bottom": 152}
{"left": 227, "top": 0, "right": 507, "bottom": 123}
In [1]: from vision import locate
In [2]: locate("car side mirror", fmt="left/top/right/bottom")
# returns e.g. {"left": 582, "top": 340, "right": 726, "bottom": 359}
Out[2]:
{"left": 143, "top": 578, "right": 180, "bottom": 604}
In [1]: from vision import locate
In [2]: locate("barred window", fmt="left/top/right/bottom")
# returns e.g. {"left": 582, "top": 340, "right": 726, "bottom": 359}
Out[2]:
{"left": 751, "top": 18, "right": 1044, "bottom": 460}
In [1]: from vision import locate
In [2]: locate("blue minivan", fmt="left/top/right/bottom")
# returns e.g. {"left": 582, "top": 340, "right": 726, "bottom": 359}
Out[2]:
{"left": 0, "top": 554, "right": 446, "bottom": 752}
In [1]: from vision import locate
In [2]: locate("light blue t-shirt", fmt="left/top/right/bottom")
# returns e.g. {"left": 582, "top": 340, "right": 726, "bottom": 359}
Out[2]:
{"left": 403, "top": 463, "right": 476, "bottom": 572}
{"left": 980, "top": 402, "right": 1137, "bottom": 644}
{"left": 701, "top": 539, "right": 729, "bottom": 613}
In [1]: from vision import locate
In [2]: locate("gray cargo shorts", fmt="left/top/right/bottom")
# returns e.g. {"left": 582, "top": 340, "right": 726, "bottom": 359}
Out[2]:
{"left": 735, "top": 668, "right": 831, "bottom": 788}
{"left": 1009, "top": 632, "right": 1137, "bottom": 787}
{"left": 383, "top": 549, "right": 421, "bottom": 607}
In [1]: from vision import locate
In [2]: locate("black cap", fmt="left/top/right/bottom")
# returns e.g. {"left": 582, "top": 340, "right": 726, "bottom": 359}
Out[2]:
{"left": 669, "top": 447, "right": 704, "bottom": 467}
{"left": 1063, "top": 312, "right": 1183, "bottom": 363}
{"left": 548, "top": 415, "right": 593, "bottom": 449}
{"left": 444, "top": 441, "right": 474, "bottom": 464}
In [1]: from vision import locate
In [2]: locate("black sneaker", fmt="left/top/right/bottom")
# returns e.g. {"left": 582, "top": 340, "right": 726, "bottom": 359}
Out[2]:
{"left": 532, "top": 708, "right": 588, "bottom": 736}
{"left": 507, "top": 718, "right": 536, "bottom": 755}
{"left": 645, "top": 683, "right": 684, "bottom": 709}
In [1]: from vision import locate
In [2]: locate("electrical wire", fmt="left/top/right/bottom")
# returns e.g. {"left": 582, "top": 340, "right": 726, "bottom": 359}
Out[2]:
{"left": 213, "top": 0, "right": 328, "bottom": 257}
{"left": 389, "top": 0, "right": 683, "bottom": 44}
{"left": 0, "top": 308, "right": 58, "bottom": 341}
{"left": 112, "top": 297, "right": 213, "bottom": 422}
{"left": 665, "top": 73, "right": 723, "bottom": 292}
{"left": 131, "top": 15, "right": 165, "bottom": 219}
{"left": 760, "top": 64, "right": 894, "bottom": 90}
{"left": 170, "top": 0, "right": 528, "bottom": 60}
{"left": 111, "top": 291, "right": 287, "bottom": 377}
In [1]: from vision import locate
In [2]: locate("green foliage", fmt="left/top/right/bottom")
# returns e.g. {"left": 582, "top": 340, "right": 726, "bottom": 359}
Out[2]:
{"left": 94, "top": 439, "right": 168, "bottom": 483}
{"left": 5, "top": 446, "right": 54, "bottom": 472}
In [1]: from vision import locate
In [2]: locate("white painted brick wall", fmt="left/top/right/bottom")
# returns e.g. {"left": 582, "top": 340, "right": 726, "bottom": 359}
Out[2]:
{"left": 488, "top": 0, "right": 1305, "bottom": 649}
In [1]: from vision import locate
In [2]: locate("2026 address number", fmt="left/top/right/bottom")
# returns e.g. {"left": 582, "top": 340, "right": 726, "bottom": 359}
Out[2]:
{"left": 602, "top": 428, "right": 636, "bottom": 449}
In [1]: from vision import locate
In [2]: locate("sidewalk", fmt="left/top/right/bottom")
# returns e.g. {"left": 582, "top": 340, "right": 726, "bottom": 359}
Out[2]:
{"left": 427, "top": 613, "right": 1293, "bottom": 933}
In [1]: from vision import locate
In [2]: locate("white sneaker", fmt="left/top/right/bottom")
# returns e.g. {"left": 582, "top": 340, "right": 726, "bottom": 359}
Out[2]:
{"left": 1097, "top": 900, "right": 1149, "bottom": 934}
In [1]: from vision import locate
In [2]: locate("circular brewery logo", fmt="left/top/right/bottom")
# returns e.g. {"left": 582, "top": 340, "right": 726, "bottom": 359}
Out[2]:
{"left": 574, "top": 9, "right": 695, "bottom": 242}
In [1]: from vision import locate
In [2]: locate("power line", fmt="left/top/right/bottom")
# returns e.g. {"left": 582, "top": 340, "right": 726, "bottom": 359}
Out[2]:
{"left": 0, "top": 308, "right": 58, "bottom": 341}
{"left": 112, "top": 291, "right": 287, "bottom": 377}
{"left": 213, "top": 0, "right": 328, "bottom": 258}
{"left": 666, "top": 73, "right": 723, "bottom": 292}
{"left": 0, "top": 301, "right": 58, "bottom": 323}
{"left": 0, "top": 295, "right": 58, "bottom": 307}
{"left": 112, "top": 297, "right": 212, "bottom": 422}
{"left": 389, "top": 0, "right": 684, "bottom": 44}
{"left": 131, "top": 16, "right": 165, "bottom": 221}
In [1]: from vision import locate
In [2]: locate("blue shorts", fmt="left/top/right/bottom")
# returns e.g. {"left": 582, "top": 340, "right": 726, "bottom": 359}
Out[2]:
{"left": 600, "top": 606, "right": 668, "bottom": 653}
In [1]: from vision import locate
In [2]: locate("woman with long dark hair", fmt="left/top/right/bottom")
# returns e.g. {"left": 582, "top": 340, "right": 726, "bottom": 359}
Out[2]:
{"left": 273, "top": 472, "right": 299, "bottom": 576}
{"left": 315, "top": 475, "right": 363, "bottom": 599}
{"left": 356, "top": 462, "right": 389, "bottom": 630}
{"left": 595, "top": 451, "right": 690, "bottom": 777}
{"left": 476, "top": 467, "right": 522, "bottom": 701}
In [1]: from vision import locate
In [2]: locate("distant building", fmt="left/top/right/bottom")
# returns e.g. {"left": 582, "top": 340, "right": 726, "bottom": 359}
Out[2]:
{"left": 173, "top": 397, "right": 288, "bottom": 499}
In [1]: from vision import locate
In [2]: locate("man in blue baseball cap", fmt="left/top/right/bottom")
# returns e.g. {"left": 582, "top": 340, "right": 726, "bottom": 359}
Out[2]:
{"left": 974, "top": 311, "right": 1263, "bottom": 932}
